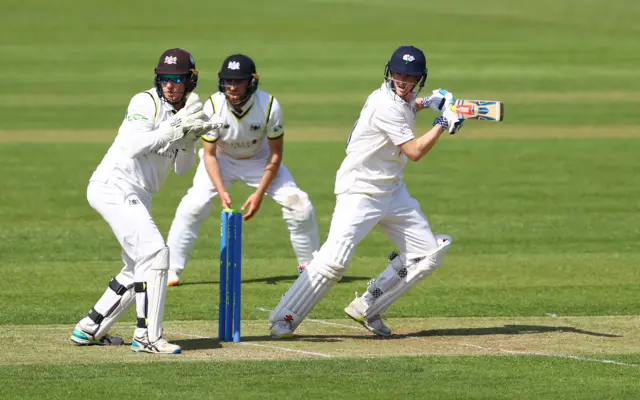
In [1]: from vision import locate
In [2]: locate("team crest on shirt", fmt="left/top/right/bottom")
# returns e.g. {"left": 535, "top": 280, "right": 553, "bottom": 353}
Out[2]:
{"left": 250, "top": 123, "right": 261, "bottom": 131}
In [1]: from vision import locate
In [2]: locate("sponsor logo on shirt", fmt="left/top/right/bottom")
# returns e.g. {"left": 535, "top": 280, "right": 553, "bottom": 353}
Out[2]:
{"left": 220, "top": 139, "right": 258, "bottom": 149}
{"left": 126, "top": 113, "right": 148, "bottom": 121}
{"left": 151, "top": 148, "right": 178, "bottom": 159}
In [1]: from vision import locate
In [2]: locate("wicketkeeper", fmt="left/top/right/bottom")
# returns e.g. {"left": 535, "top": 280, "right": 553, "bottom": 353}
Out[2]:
{"left": 70, "top": 48, "right": 218, "bottom": 353}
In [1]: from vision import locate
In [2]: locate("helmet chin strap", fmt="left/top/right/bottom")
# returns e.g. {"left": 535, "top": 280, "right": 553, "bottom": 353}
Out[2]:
{"left": 163, "top": 92, "right": 188, "bottom": 109}
{"left": 385, "top": 78, "right": 418, "bottom": 102}
{"left": 225, "top": 91, "right": 253, "bottom": 109}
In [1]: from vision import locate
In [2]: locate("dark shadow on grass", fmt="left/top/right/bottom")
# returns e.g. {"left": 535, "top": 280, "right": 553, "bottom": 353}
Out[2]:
{"left": 173, "top": 338, "right": 223, "bottom": 350}
{"left": 249, "top": 324, "right": 622, "bottom": 343}
{"left": 402, "top": 325, "right": 622, "bottom": 338}
{"left": 172, "top": 324, "right": 620, "bottom": 348}
{"left": 178, "top": 275, "right": 371, "bottom": 286}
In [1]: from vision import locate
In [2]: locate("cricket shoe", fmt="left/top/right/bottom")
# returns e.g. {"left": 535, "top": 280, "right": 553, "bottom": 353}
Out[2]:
{"left": 297, "top": 265, "right": 307, "bottom": 275}
{"left": 167, "top": 269, "right": 180, "bottom": 287}
{"left": 70, "top": 327, "right": 125, "bottom": 346}
{"left": 270, "top": 321, "right": 294, "bottom": 339}
{"left": 131, "top": 334, "right": 181, "bottom": 354}
{"left": 344, "top": 296, "right": 392, "bottom": 337}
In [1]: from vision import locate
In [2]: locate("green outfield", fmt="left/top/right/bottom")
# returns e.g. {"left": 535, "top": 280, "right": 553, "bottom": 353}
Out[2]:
{"left": 1, "top": 0, "right": 640, "bottom": 398}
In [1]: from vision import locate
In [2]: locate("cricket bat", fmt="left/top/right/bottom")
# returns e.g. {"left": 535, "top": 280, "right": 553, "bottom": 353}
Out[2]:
{"left": 450, "top": 99, "right": 504, "bottom": 121}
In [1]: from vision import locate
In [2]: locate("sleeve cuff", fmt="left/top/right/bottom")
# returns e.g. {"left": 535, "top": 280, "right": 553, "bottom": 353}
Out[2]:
{"left": 201, "top": 136, "right": 218, "bottom": 143}
{"left": 267, "top": 131, "right": 284, "bottom": 140}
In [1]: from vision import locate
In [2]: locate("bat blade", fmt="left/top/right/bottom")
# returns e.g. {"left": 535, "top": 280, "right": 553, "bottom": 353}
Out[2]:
{"left": 451, "top": 100, "right": 504, "bottom": 121}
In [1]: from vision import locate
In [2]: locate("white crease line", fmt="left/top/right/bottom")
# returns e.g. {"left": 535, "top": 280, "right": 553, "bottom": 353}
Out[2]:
{"left": 500, "top": 349, "right": 640, "bottom": 367}
{"left": 167, "top": 330, "right": 332, "bottom": 358}
{"left": 167, "top": 331, "right": 211, "bottom": 339}
{"left": 455, "top": 342, "right": 491, "bottom": 350}
{"left": 308, "top": 319, "right": 367, "bottom": 331}
{"left": 450, "top": 341, "right": 640, "bottom": 368}
{"left": 245, "top": 343, "right": 332, "bottom": 358}
{"left": 24, "top": 324, "right": 136, "bottom": 332}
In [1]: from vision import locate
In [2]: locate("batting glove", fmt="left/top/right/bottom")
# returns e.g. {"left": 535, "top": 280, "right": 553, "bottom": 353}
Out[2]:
{"left": 433, "top": 111, "right": 463, "bottom": 134}
{"left": 421, "top": 88, "right": 455, "bottom": 112}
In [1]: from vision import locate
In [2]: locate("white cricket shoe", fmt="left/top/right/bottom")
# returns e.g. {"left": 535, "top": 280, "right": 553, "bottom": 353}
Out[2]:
{"left": 270, "top": 321, "right": 294, "bottom": 339}
{"left": 131, "top": 334, "right": 181, "bottom": 354}
{"left": 70, "top": 327, "right": 125, "bottom": 346}
{"left": 167, "top": 269, "right": 180, "bottom": 287}
{"left": 344, "top": 296, "right": 392, "bottom": 337}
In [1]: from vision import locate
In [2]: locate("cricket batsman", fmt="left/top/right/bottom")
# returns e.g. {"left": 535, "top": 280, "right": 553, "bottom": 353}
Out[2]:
{"left": 70, "top": 48, "right": 219, "bottom": 353}
{"left": 166, "top": 54, "right": 320, "bottom": 286}
{"left": 269, "top": 45, "right": 463, "bottom": 338}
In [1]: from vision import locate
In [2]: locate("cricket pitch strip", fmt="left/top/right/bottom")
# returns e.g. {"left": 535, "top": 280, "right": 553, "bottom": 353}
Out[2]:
{"left": 1, "top": 316, "right": 639, "bottom": 366}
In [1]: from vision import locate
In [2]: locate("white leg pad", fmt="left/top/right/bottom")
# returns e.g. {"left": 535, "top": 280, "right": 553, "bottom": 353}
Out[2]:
{"left": 281, "top": 191, "right": 320, "bottom": 266}
{"left": 363, "top": 234, "right": 452, "bottom": 318}
{"left": 146, "top": 247, "right": 169, "bottom": 342}
{"left": 269, "top": 238, "right": 354, "bottom": 331}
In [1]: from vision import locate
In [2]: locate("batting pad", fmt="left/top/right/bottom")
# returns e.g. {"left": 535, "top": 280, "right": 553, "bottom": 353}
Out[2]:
{"left": 146, "top": 247, "right": 169, "bottom": 342}
{"left": 269, "top": 238, "right": 354, "bottom": 330}
{"left": 363, "top": 234, "right": 452, "bottom": 318}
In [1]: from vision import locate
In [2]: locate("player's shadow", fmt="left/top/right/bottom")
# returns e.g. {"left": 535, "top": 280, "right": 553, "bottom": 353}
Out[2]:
{"left": 397, "top": 325, "right": 621, "bottom": 338}
{"left": 173, "top": 338, "right": 223, "bottom": 350}
{"left": 172, "top": 335, "right": 292, "bottom": 350}
{"left": 169, "top": 324, "right": 620, "bottom": 349}
{"left": 179, "top": 275, "right": 370, "bottom": 286}
{"left": 275, "top": 324, "right": 621, "bottom": 343}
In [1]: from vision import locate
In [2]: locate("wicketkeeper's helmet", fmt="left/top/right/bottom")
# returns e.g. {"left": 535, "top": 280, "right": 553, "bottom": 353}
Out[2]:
{"left": 153, "top": 48, "right": 199, "bottom": 103}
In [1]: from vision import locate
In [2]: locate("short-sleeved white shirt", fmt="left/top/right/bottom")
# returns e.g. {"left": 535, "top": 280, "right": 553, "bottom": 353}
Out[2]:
{"left": 334, "top": 82, "right": 416, "bottom": 195}
{"left": 201, "top": 89, "right": 283, "bottom": 159}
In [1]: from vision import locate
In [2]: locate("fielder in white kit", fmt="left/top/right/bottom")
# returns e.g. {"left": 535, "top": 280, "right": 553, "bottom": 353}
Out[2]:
{"left": 70, "top": 48, "right": 218, "bottom": 353}
{"left": 269, "top": 45, "right": 464, "bottom": 338}
{"left": 166, "top": 54, "right": 320, "bottom": 286}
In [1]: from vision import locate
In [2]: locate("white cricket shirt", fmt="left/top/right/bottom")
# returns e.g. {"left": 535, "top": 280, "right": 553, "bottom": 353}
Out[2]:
{"left": 90, "top": 89, "right": 198, "bottom": 194}
{"left": 334, "top": 82, "right": 416, "bottom": 195}
{"left": 201, "top": 89, "right": 284, "bottom": 159}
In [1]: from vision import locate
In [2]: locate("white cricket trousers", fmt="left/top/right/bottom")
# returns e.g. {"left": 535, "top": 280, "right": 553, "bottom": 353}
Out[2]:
{"left": 167, "top": 152, "right": 319, "bottom": 272}
{"left": 326, "top": 183, "right": 438, "bottom": 261}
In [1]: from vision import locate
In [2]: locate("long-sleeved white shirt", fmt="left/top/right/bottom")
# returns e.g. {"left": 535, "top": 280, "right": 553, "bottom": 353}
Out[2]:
{"left": 90, "top": 89, "right": 198, "bottom": 195}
